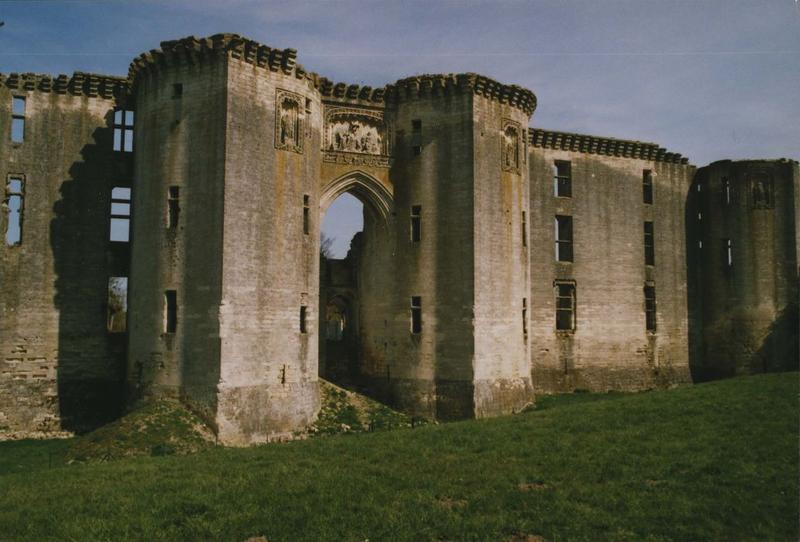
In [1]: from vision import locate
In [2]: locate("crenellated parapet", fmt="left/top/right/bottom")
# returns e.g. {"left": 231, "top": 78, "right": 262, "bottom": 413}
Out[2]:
{"left": 0, "top": 72, "right": 128, "bottom": 100}
{"left": 128, "top": 33, "right": 307, "bottom": 86}
{"left": 387, "top": 73, "right": 537, "bottom": 116}
{"left": 311, "top": 74, "right": 387, "bottom": 106}
{"left": 529, "top": 128, "right": 689, "bottom": 164}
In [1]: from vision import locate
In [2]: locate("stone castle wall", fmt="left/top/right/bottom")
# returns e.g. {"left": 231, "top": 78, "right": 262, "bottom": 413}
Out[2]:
{"left": 1, "top": 33, "right": 796, "bottom": 443}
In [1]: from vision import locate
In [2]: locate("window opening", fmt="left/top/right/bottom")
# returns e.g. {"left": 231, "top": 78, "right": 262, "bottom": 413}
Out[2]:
{"left": 553, "top": 160, "right": 572, "bottom": 197}
{"left": 644, "top": 284, "right": 656, "bottom": 332}
{"left": 110, "top": 186, "right": 131, "bottom": 242}
{"left": 113, "top": 109, "right": 134, "bottom": 152}
{"left": 11, "top": 96, "right": 25, "bottom": 143}
{"left": 300, "top": 305, "right": 308, "bottom": 333}
{"left": 521, "top": 210, "right": 527, "bottom": 247}
{"left": 165, "top": 290, "right": 177, "bottom": 333}
{"left": 410, "top": 205, "right": 421, "bottom": 242}
{"left": 411, "top": 296, "right": 422, "bottom": 334}
{"left": 411, "top": 119, "right": 422, "bottom": 155}
{"left": 555, "top": 215, "right": 573, "bottom": 262}
{"left": 303, "top": 195, "right": 310, "bottom": 235}
{"left": 644, "top": 221, "right": 655, "bottom": 266}
{"left": 107, "top": 277, "right": 128, "bottom": 333}
{"left": 4, "top": 176, "right": 24, "bottom": 246}
{"left": 643, "top": 170, "right": 653, "bottom": 204}
{"left": 555, "top": 282, "right": 576, "bottom": 331}
{"left": 167, "top": 186, "right": 180, "bottom": 229}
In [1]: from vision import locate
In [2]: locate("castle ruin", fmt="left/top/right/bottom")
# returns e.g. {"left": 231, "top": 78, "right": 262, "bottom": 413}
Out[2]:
{"left": 1, "top": 34, "right": 797, "bottom": 444}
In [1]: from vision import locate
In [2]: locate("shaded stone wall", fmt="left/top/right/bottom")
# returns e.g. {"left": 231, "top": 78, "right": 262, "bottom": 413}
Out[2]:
{"left": 528, "top": 131, "right": 693, "bottom": 393}
{"left": 688, "top": 159, "right": 799, "bottom": 379}
{"left": 0, "top": 73, "right": 130, "bottom": 434}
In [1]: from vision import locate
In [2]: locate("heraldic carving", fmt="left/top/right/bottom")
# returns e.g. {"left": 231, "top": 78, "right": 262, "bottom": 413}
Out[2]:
{"left": 502, "top": 119, "right": 521, "bottom": 173}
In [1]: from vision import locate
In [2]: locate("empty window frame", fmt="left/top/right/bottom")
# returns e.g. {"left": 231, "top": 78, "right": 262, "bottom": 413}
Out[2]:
{"left": 721, "top": 177, "right": 731, "bottom": 205}
{"left": 410, "top": 205, "right": 421, "bottom": 242}
{"left": 172, "top": 83, "right": 183, "bottom": 99}
{"left": 644, "top": 221, "right": 655, "bottom": 266}
{"left": 555, "top": 215, "right": 573, "bottom": 262}
{"left": 553, "top": 160, "right": 572, "bottom": 197}
{"left": 644, "top": 284, "right": 656, "bottom": 332}
{"left": 643, "top": 169, "right": 653, "bottom": 204}
{"left": 303, "top": 195, "right": 310, "bottom": 235}
{"left": 555, "top": 282, "right": 576, "bottom": 331}
{"left": 725, "top": 238, "right": 733, "bottom": 267}
{"left": 107, "top": 277, "right": 128, "bottom": 333}
{"left": 113, "top": 109, "right": 134, "bottom": 152}
{"left": 11, "top": 97, "right": 25, "bottom": 143}
{"left": 300, "top": 305, "right": 308, "bottom": 333}
{"left": 167, "top": 186, "right": 180, "bottom": 229}
{"left": 4, "top": 176, "right": 24, "bottom": 246}
{"left": 411, "top": 119, "right": 422, "bottom": 155}
{"left": 164, "top": 290, "right": 177, "bottom": 333}
{"left": 410, "top": 296, "right": 422, "bottom": 333}
{"left": 110, "top": 187, "right": 131, "bottom": 242}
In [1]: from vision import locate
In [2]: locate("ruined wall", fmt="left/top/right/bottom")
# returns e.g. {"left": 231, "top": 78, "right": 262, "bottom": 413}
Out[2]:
{"left": 528, "top": 130, "right": 693, "bottom": 393}
{"left": 0, "top": 73, "right": 130, "bottom": 434}
{"left": 688, "top": 159, "right": 799, "bottom": 379}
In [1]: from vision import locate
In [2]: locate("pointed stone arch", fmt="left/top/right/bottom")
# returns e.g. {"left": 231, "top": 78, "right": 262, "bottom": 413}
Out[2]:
{"left": 319, "top": 170, "right": 394, "bottom": 222}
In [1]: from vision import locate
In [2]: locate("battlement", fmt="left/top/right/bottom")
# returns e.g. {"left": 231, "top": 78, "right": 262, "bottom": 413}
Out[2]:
{"left": 529, "top": 128, "right": 689, "bottom": 164}
{"left": 128, "top": 33, "right": 306, "bottom": 85}
{"left": 388, "top": 73, "right": 537, "bottom": 116}
{"left": 0, "top": 71, "right": 128, "bottom": 100}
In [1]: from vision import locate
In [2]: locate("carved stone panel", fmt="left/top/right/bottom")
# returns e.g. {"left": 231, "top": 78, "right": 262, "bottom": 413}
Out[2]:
{"left": 502, "top": 119, "right": 521, "bottom": 173}
{"left": 748, "top": 172, "right": 774, "bottom": 209}
{"left": 323, "top": 106, "right": 391, "bottom": 167}
{"left": 275, "top": 89, "right": 304, "bottom": 154}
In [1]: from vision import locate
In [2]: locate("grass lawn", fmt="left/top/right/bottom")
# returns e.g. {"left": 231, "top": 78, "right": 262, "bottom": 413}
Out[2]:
{"left": 1, "top": 372, "right": 797, "bottom": 541}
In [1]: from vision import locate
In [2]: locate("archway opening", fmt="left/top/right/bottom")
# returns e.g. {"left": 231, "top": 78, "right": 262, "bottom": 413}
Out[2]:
{"left": 318, "top": 172, "right": 394, "bottom": 394}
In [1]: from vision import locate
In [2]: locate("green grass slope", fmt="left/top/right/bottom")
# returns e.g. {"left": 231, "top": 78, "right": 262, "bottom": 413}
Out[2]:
{"left": 1, "top": 372, "right": 797, "bottom": 541}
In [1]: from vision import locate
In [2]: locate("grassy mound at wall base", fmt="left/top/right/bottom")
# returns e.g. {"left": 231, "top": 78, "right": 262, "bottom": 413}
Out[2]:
{"left": 65, "top": 400, "right": 215, "bottom": 462}
{"left": 0, "top": 372, "right": 797, "bottom": 541}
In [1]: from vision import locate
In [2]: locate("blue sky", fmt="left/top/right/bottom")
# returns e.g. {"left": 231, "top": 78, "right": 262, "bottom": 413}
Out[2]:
{"left": 2, "top": 0, "right": 798, "bottom": 257}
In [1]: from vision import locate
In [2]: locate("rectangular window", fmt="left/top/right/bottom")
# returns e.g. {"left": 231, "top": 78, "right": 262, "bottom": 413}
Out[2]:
{"left": 722, "top": 177, "right": 731, "bottom": 205}
{"left": 643, "top": 169, "right": 653, "bottom": 204}
{"left": 167, "top": 186, "right": 180, "bottom": 229}
{"left": 644, "top": 284, "right": 656, "bottom": 332}
{"left": 410, "top": 205, "right": 421, "bottom": 242}
{"left": 4, "top": 176, "right": 24, "bottom": 246}
{"left": 555, "top": 215, "right": 573, "bottom": 262}
{"left": 300, "top": 306, "right": 308, "bottom": 333}
{"left": 521, "top": 210, "right": 527, "bottom": 247}
{"left": 725, "top": 238, "right": 733, "bottom": 267}
{"left": 164, "top": 290, "right": 177, "bottom": 333}
{"left": 553, "top": 160, "right": 571, "bottom": 197}
{"left": 410, "top": 296, "right": 422, "bottom": 334}
{"left": 303, "top": 195, "right": 310, "bottom": 235}
{"left": 555, "top": 282, "right": 576, "bottom": 331}
{"left": 411, "top": 119, "right": 422, "bottom": 155}
{"left": 11, "top": 96, "right": 25, "bottom": 143}
{"left": 522, "top": 298, "right": 528, "bottom": 336}
{"left": 107, "top": 277, "right": 128, "bottom": 333}
{"left": 113, "top": 109, "right": 134, "bottom": 152}
{"left": 172, "top": 83, "right": 183, "bottom": 99}
{"left": 110, "top": 186, "right": 131, "bottom": 242}
{"left": 644, "top": 221, "right": 655, "bottom": 266}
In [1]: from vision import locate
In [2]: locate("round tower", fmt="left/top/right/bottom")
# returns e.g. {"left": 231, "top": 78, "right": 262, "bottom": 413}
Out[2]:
{"left": 688, "top": 159, "right": 799, "bottom": 379}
